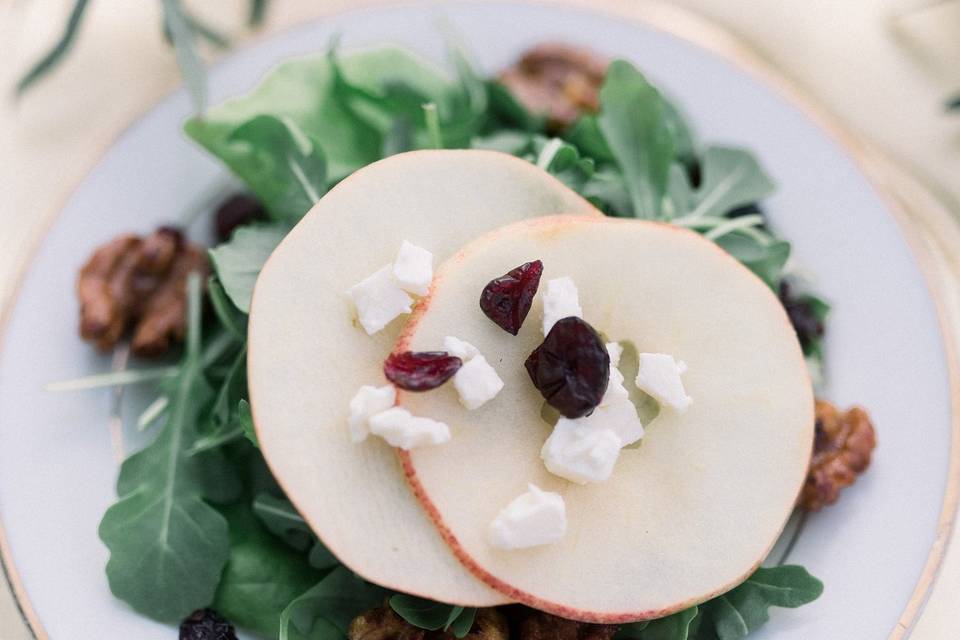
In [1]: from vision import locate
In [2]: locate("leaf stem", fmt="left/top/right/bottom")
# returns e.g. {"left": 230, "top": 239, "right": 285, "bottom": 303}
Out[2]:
{"left": 44, "top": 365, "right": 178, "bottom": 392}
{"left": 703, "top": 214, "right": 765, "bottom": 241}
{"left": 535, "top": 138, "right": 564, "bottom": 170}
{"left": 137, "top": 395, "right": 170, "bottom": 432}
{"left": 423, "top": 103, "right": 442, "bottom": 149}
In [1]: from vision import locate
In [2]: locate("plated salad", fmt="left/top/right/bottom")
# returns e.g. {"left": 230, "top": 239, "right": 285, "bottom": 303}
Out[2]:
{"left": 64, "top": 42, "right": 877, "bottom": 639}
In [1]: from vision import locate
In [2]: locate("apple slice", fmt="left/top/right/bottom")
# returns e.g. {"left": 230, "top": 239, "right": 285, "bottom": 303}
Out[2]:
{"left": 248, "top": 150, "right": 599, "bottom": 606}
{"left": 397, "top": 215, "right": 813, "bottom": 621}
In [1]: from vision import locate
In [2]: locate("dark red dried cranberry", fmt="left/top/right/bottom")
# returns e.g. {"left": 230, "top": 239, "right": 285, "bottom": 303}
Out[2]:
{"left": 179, "top": 609, "right": 237, "bottom": 640}
{"left": 779, "top": 281, "right": 825, "bottom": 354}
{"left": 385, "top": 351, "right": 463, "bottom": 391}
{"left": 525, "top": 316, "right": 609, "bottom": 419}
{"left": 214, "top": 193, "right": 267, "bottom": 242}
{"left": 479, "top": 260, "right": 544, "bottom": 335}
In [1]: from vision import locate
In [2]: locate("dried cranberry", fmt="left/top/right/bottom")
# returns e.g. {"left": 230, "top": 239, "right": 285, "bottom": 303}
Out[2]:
{"left": 779, "top": 281, "right": 825, "bottom": 354}
{"left": 479, "top": 260, "right": 544, "bottom": 335}
{"left": 179, "top": 609, "right": 237, "bottom": 640}
{"left": 385, "top": 351, "right": 463, "bottom": 391}
{"left": 214, "top": 193, "right": 267, "bottom": 242}
{"left": 525, "top": 316, "right": 609, "bottom": 418}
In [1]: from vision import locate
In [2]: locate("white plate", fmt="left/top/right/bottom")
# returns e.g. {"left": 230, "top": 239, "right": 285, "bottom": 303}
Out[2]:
{"left": 0, "top": 2, "right": 954, "bottom": 638}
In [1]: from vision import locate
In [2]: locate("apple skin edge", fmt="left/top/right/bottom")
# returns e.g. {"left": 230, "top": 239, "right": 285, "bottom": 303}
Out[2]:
{"left": 392, "top": 215, "right": 814, "bottom": 623}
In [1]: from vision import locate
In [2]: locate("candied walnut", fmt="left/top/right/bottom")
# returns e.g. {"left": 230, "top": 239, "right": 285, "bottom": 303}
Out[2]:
{"left": 77, "top": 227, "right": 209, "bottom": 358}
{"left": 518, "top": 611, "right": 617, "bottom": 640}
{"left": 800, "top": 400, "right": 877, "bottom": 511}
{"left": 499, "top": 44, "right": 609, "bottom": 131}
{"left": 349, "top": 606, "right": 508, "bottom": 640}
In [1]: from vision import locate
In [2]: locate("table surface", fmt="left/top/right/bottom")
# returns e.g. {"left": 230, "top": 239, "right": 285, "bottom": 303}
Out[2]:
{"left": 1, "top": 0, "right": 958, "bottom": 637}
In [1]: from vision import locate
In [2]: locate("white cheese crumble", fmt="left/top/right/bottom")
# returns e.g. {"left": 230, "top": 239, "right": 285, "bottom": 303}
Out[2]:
{"left": 635, "top": 353, "right": 692, "bottom": 412}
{"left": 346, "top": 265, "right": 413, "bottom": 335}
{"left": 443, "top": 336, "right": 504, "bottom": 410}
{"left": 540, "top": 342, "right": 644, "bottom": 483}
{"left": 453, "top": 356, "right": 504, "bottom": 410}
{"left": 347, "top": 385, "right": 396, "bottom": 443}
{"left": 443, "top": 335, "right": 480, "bottom": 361}
{"left": 392, "top": 240, "right": 434, "bottom": 296}
{"left": 488, "top": 484, "right": 567, "bottom": 550}
{"left": 541, "top": 419, "right": 622, "bottom": 484}
{"left": 368, "top": 407, "right": 451, "bottom": 450}
{"left": 542, "top": 276, "right": 582, "bottom": 336}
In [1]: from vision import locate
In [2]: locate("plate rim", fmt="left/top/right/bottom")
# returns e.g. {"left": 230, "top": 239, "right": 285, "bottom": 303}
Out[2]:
{"left": 0, "top": 1, "right": 956, "bottom": 638}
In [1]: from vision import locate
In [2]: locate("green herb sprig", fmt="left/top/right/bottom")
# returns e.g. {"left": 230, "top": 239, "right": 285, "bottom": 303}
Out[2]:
{"left": 14, "top": 0, "right": 270, "bottom": 108}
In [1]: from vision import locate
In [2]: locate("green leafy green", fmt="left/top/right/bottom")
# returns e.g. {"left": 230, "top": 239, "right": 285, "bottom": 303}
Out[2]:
{"left": 532, "top": 137, "right": 596, "bottom": 192}
{"left": 208, "top": 224, "right": 287, "bottom": 313}
{"left": 238, "top": 399, "right": 259, "bottom": 447}
{"left": 618, "top": 607, "right": 698, "bottom": 640}
{"left": 98, "top": 275, "right": 231, "bottom": 622}
{"left": 389, "top": 594, "right": 477, "bottom": 638}
{"left": 253, "top": 493, "right": 314, "bottom": 552}
{"left": 213, "top": 504, "right": 322, "bottom": 637}
{"left": 695, "top": 566, "right": 823, "bottom": 639}
{"left": 680, "top": 147, "right": 775, "bottom": 219}
{"left": 228, "top": 115, "right": 328, "bottom": 223}
{"left": 280, "top": 567, "right": 389, "bottom": 640}
{"left": 185, "top": 47, "right": 454, "bottom": 181}
{"left": 596, "top": 61, "right": 675, "bottom": 218}
{"left": 714, "top": 233, "right": 791, "bottom": 289}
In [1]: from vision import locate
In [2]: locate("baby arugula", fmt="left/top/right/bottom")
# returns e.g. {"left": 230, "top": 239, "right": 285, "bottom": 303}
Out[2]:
{"left": 98, "top": 275, "right": 235, "bottom": 623}
{"left": 617, "top": 566, "right": 823, "bottom": 640}
{"left": 91, "top": 43, "right": 830, "bottom": 638}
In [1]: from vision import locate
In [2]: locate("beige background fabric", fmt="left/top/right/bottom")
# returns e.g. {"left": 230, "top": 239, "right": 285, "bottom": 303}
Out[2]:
{"left": 1, "top": 0, "right": 958, "bottom": 637}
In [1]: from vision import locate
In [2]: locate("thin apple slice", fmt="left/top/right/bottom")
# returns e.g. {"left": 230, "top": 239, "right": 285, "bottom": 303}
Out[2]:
{"left": 397, "top": 215, "right": 813, "bottom": 621}
{"left": 248, "top": 150, "right": 599, "bottom": 606}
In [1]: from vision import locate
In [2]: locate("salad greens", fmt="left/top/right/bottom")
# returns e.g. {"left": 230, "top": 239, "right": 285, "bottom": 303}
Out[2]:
{"left": 94, "top": 43, "right": 827, "bottom": 638}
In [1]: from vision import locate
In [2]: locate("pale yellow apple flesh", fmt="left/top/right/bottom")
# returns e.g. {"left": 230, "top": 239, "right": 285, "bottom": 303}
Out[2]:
{"left": 247, "top": 150, "right": 599, "bottom": 606}
{"left": 397, "top": 215, "right": 813, "bottom": 621}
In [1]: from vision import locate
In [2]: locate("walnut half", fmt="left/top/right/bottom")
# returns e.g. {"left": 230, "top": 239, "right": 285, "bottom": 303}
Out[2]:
{"left": 517, "top": 611, "right": 617, "bottom": 640}
{"left": 499, "top": 44, "right": 609, "bottom": 132}
{"left": 800, "top": 400, "right": 877, "bottom": 511}
{"left": 77, "top": 227, "right": 209, "bottom": 358}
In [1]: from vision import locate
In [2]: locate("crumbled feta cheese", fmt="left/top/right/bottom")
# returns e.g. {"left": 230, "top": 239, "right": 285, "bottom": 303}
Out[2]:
{"left": 452, "top": 355, "right": 504, "bottom": 410}
{"left": 488, "top": 484, "right": 567, "bottom": 550}
{"left": 592, "top": 399, "right": 645, "bottom": 446}
{"left": 635, "top": 353, "right": 692, "bottom": 412}
{"left": 601, "top": 342, "right": 630, "bottom": 405}
{"left": 542, "top": 276, "right": 582, "bottom": 335}
{"left": 368, "top": 407, "right": 451, "bottom": 450}
{"left": 392, "top": 241, "right": 434, "bottom": 296}
{"left": 541, "top": 419, "right": 623, "bottom": 484}
{"left": 346, "top": 265, "right": 413, "bottom": 335}
{"left": 348, "top": 385, "right": 396, "bottom": 443}
{"left": 443, "top": 336, "right": 480, "bottom": 361}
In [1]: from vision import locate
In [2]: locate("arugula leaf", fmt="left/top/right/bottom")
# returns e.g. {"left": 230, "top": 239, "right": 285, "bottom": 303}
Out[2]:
{"left": 98, "top": 275, "right": 231, "bottom": 622}
{"left": 227, "top": 115, "right": 327, "bottom": 223}
{"left": 208, "top": 275, "right": 248, "bottom": 340}
{"left": 185, "top": 47, "right": 454, "bottom": 181}
{"left": 662, "top": 98, "right": 696, "bottom": 162}
{"left": 532, "top": 137, "right": 595, "bottom": 192}
{"left": 714, "top": 232, "right": 790, "bottom": 289}
{"left": 213, "top": 504, "right": 322, "bottom": 637}
{"left": 695, "top": 566, "right": 823, "bottom": 639}
{"left": 486, "top": 80, "right": 546, "bottom": 132}
{"left": 238, "top": 400, "right": 259, "bottom": 447}
{"left": 280, "top": 567, "right": 389, "bottom": 640}
{"left": 208, "top": 224, "right": 287, "bottom": 313}
{"left": 565, "top": 115, "right": 614, "bottom": 163}
{"left": 389, "top": 594, "right": 477, "bottom": 637}
{"left": 596, "top": 61, "right": 675, "bottom": 218}
{"left": 618, "top": 607, "right": 698, "bottom": 640}
{"left": 472, "top": 130, "right": 534, "bottom": 155}
{"left": 253, "top": 493, "right": 314, "bottom": 552}
{"left": 683, "top": 147, "right": 775, "bottom": 220}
